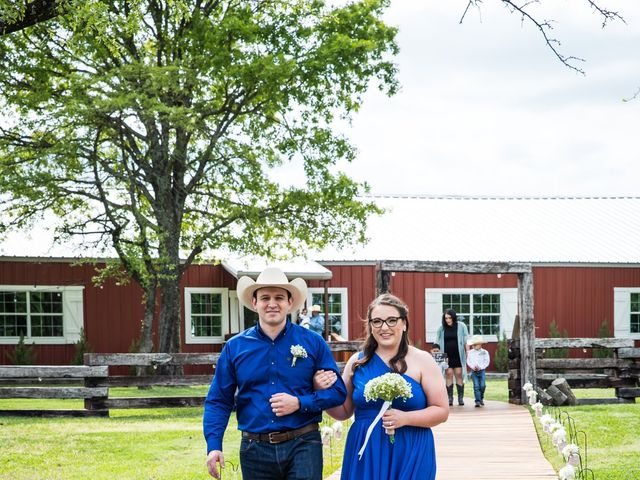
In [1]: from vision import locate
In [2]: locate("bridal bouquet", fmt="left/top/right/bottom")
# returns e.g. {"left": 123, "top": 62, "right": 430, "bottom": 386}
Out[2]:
{"left": 357, "top": 372, "right": 413, "bottom": 458}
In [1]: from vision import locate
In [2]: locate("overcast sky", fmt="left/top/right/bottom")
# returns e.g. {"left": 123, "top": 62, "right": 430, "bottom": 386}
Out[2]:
{"left": 317, "top": 0, "right": 640, "bottom": 197}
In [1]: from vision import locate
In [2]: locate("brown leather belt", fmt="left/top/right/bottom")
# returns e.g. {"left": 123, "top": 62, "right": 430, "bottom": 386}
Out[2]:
{"left": 242, "top": 423, "right": 319, "bottom": 444}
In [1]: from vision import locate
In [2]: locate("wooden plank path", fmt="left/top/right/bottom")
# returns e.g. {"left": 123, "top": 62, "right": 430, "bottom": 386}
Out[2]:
{"left": 325, "top": 398, "right": 557, "bottom": 479}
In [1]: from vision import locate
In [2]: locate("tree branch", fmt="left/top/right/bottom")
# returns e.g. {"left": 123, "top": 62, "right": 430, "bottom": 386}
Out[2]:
{"left": 0, "top": 0, "right": 61, "bottom": 36}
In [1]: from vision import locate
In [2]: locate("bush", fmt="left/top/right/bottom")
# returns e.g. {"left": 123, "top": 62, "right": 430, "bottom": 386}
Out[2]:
{"left": 593, "top": 319, "right": 614, "bottom": 359}
{"left": 545, "top": 320, "right": 569, "bottom": 358}
{"left": 5, "top": 334, "right": 37, "bottom": 365}
{"left": 493, "top": 330, "right": 509, "bottom": 372}
{"left": 72, "top": 327, "right": 93, "bottom": 365}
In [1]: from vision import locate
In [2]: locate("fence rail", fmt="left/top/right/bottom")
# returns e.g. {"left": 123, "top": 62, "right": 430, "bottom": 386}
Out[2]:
{"left": 508, "top": 337, "right": 640, "bottom": 405}
{"left": 0, "top": 342, "right": 362, "bottom": 417}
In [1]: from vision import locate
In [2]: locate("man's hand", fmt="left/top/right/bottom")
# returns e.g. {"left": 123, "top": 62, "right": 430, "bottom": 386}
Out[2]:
{"left": 270, "top": 392, "right": 300, "bottom": 416}
{"left": 206, "top": 450, "right": 224, "bottom": 479}
{"left": 313, "top": 369, "right": 337, "bottom": 391}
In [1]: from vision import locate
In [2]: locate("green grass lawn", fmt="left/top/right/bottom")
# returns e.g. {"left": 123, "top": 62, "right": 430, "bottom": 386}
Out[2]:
{"left": 0, "top": 387, "right": 349, "bottom": 480}
{"left": 1, "top": 382, "right": 637, "bottom": 479}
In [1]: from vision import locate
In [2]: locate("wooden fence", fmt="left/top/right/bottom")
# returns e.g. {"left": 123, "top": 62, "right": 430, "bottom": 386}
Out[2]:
{"left": 508, "top": 337, "right": 640, "bottom": 405}
{"left": 0, "top": 341, "right": 362, "bottom": 417}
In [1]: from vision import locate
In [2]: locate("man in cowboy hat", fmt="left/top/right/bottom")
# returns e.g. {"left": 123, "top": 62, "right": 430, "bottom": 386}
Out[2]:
{"left": 308, "top": 304, "right": 324, "bottom": 336}
{"left": 203, "top": 267, "right": 346, "bottom": 479}
{"left": 466, "top": 335, "right": 490, "bottom": 407}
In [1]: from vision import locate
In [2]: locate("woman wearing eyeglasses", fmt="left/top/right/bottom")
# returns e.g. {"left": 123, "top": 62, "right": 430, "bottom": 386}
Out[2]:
{"left": 325, "top": 293, "right": 449, "bottom": 480}
{"left": 435, "top": 308, "right": 470, "bottom": 406}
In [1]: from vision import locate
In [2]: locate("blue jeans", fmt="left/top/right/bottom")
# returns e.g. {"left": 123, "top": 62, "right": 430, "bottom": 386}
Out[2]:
{"left": 470, "top": 370, "right": 486, "bottom": 403}
{"left": 240, "top": 430, "right": 323, "bottom": 479}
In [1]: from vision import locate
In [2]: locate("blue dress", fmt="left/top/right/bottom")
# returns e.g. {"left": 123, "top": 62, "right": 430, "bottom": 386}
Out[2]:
{"left": 340, "top": 353, "right": 436, "bottom": 479}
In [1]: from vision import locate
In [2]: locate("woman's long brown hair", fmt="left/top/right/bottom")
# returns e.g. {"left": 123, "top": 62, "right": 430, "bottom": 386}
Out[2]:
{"left": 351, "top": 293, "right": 410, "bottom": 375}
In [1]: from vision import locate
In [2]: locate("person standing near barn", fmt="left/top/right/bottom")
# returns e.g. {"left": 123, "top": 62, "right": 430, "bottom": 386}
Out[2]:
{"left": 466, "top": 335, "right": 490, "bottom": 407}
{"left": 435, "top": 309, "right": 470, "bottom": 406}
{"left": 203, "top": 267, "right": 346, "bottom": 480}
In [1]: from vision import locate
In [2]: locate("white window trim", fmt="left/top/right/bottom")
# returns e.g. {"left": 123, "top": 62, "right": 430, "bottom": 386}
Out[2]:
{"left": 0, "top": 285, "right": 84, "bottom": 345}
{"left": 425, "top": 288, "right": 518, "bottom": 344}
{"left": 308, "top": 287, "right": 349, "bottom": 340}
{"left": 184, "top": 287, "right": 229, "bottom": 344}
{"left": 613, "top": 287, "right": 640, "bottom": 340}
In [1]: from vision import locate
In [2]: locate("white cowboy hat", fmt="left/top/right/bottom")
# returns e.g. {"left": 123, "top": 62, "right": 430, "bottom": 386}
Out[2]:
{"left": 311, "top": 304, "right": 322, "bottom": 312}
{"left": 467, "top": 334, "right": 486, "bottom": 346}
{"left": 236, "top": 267, "right": 308, "bottom": 313}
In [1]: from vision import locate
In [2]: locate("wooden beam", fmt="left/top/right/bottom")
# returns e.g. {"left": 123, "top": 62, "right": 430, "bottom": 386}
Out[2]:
{"left": 378, "top": 260, "right": 532, "bottom": 274}
{"left": 84, "top": 353, "right": 219, "bottom": 366}
{"left": 537, "top": 358, "right": 633, "bottom": 369}
{"left": 0, "top": 386, "right": 107, "bottom": 399}
{"left": 576, "top": 398, "right": 635, "bottom": 405}
{"left": 0, "top": 365, "right": 108, "bottom": 378}
{"left": 0, "top": 409, "right": 108, "bottom": 417}
{"left": 617, "top": 347, "right": 640, "bottom": 358}
{"left": 90, "top": 375, "right": 213, "bottom": 388}
{"left": 328, "top": 341, "right": 363, "bottom": 352}
{"left": 376, "top": 262, "right": 391, "bottom": 294}
{"left": 517, "top": 272, "right": 536, "bottom": 403}
{"left": 535, "top": 338, "right": 634, "bottom": 349}
{"left": 99, "top": 396, "right": 205, "bottom": 409}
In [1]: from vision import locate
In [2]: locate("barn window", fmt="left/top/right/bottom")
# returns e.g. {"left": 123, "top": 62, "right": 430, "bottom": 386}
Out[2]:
{"left": 0, "top": 286, "right": 84, "bottom": 345}
{"left": 425, "top": 288, "right": 517, "bottom": 343}
{"left": 307, "top": 288, "right": 348, "bottom": 340}
{"left": 630, "top": 293, "right": 640, "bottom": 334}
{"left": 613, "top": 288, "right": 640, "bottom": 339}
{"left": 184, "top": 288, "right": 229, "bottom": 343}
{"left": 442, "top": 293, "right": 500, "bottom": 336}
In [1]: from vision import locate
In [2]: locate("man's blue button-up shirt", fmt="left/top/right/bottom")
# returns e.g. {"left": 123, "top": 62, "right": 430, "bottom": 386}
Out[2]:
{"left": 203, "top": 320, "right": 347, "bottom": 453}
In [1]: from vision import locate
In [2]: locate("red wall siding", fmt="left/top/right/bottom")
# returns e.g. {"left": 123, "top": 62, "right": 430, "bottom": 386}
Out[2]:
{"left": 533, "top": 266, "right": 640, "bottom": 337}
{"left": 3, "top": 260, "right": 640, "bottom": 366}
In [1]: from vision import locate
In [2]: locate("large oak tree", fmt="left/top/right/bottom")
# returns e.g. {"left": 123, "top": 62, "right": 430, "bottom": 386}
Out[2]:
{"left": 0, "top": 0, "right": 398, "bottom": 355}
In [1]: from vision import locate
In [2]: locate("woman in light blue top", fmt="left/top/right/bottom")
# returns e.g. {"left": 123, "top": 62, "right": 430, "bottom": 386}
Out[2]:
{"left": 435, "top": 309, "right": 469, "bottom": 406}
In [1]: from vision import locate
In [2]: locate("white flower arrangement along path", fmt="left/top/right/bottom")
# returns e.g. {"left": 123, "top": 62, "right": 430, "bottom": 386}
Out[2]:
{"left": 325, "top": 397, "right": 557, "bottom": 480}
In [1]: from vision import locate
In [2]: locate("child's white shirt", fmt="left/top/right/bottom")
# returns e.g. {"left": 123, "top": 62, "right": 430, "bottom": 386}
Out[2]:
{"left": 467, "top": 347, "right": 490, "bottom": 370}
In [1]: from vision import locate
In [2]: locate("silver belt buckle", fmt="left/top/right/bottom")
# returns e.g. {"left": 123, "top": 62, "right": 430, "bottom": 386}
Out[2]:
{"left": 268, "top": 431, "right": 281, "bottom": 444}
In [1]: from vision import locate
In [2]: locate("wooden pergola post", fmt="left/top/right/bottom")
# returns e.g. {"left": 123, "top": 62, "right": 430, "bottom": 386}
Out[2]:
{"left": 376, "top": 262, "right": 391, "bottom": 294}
{"left": 517, "top": 272, "right": 536, "bottom": 403}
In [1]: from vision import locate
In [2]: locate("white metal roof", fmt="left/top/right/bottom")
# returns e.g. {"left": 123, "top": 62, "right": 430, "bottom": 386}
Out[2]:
{"left": 314, "top": 195, "right": 640, "bottom": 265}
{"left": 222, "top": 256, "right": 333, "bottom": 280}
{"left": 2, "top": 196, "right": 640, "bottom": 266}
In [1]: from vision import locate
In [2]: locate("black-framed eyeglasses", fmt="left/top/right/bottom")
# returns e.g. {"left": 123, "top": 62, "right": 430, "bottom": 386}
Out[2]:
{"left": 369, "top": 316, "right": 403, "bottom": 329}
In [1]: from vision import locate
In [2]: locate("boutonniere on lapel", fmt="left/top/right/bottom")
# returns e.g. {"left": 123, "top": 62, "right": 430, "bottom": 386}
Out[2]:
{"left": 290, "top": 345, "right": 307, "bottom": 367}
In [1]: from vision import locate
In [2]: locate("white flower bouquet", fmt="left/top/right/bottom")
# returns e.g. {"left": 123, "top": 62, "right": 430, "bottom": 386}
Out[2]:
{"left": 332, "top": 421, "right": 344, "bottom": 440}
{"left": 561, "top": 444, "right": 580, "bottom": 466}
{"left": 321, "top": 426, "right": 333, "bottom": 446}
{"left": 558, "top": 464, "right": 576, "bottom": 480}
{"left": 290, "top": 345, "right": 307, "bottom": 367}
{"left": 357, "top": 372, "right": 413, "bottom": 458}
{"left": 531, "top": 401, "right": 543, "bottom": 417}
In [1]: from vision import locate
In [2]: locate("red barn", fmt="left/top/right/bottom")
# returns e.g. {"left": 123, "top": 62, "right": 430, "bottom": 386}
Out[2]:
{"left": 2, "top": 196, "right": 640, "bottom": 365}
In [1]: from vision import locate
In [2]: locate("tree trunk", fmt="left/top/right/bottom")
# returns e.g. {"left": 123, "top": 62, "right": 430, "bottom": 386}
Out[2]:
{"left": 158, "top": 274, "right": 182, "bottom": 375}
{"left": 138, "top": 286, "right": 157, "bottom": 354}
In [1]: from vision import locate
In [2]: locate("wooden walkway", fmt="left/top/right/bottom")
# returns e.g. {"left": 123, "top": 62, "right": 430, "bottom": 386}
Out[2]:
{"left": 326, "top": 398, "right": 557, "bottom": 479}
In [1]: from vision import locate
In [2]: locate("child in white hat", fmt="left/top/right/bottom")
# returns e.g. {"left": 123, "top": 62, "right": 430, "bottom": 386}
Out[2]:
{"left": 466, "top": 335, "right": 490, "bottom": 407}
